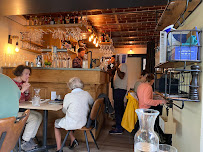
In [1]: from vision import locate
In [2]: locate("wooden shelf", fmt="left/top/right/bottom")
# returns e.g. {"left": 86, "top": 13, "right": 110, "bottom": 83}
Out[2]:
{"left": 156, "top": 0, "right": 201, "bottom": 31}
{"left": 155, "top": 61, "right": 201, "bottom": 68}
{"left": 99, "top": 42, "right": 112, "bottom": 45}
{"left": 24, "top": 23, "right": 87, "bottom": 31}
{"left": 21, "top": 39, "right": 43, "bottom": 47}
{"left": 21, "top": 48, "right": 41, "bottom": 54}
{"left": 155, "top": 91, "right": 200, "bottom": 102}
{"left": 169, "top": 97, "right": 200, "bottom": 102}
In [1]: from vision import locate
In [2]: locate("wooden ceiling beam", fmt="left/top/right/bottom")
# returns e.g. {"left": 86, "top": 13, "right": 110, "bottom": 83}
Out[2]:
{"left": 86, "top": 9, "right": 164, "bottom": 16}
{"left": 110, "top": 29, "right": 157, "bottom": 34}
{"left": 114, "top": 40, "right": 148, "bottom": 43}
{"left": 93, "top": 21, "right": 157, "bottom": 26}
{"left": 114, "top": 44, "right": 147, "bottom": 48}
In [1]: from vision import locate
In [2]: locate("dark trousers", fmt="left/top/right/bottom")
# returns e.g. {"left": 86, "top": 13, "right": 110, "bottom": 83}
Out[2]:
{"left": 113, "top": 89, "right": 127, "bottom": 130}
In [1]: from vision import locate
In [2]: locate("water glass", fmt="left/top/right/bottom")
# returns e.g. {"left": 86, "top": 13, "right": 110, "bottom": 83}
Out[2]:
{"left": 32, "top": 96, "right": 40, "bottom": 106}
{"left": 159, "top": 144, "right": 177, "bottom": 152}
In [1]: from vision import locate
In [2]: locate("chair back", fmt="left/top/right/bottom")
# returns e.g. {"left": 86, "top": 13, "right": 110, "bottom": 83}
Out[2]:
{"left": 0, "top": 110, "right": 30, "bottom": 152}
{"left": 91, "top": 98, "right": 104, "bottom": 121}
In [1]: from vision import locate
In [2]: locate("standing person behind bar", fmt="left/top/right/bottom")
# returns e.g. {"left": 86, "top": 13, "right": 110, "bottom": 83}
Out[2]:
{"left": 107, "top": 55, "right": 116, "bottom": 89}
{"left": 0, "top": 74, "right": 20, "bottom": 119}
{"left": 109, "top": 57, "right": 128, "bottom": 134}
{"left": 54, "top": 77, "right": 93, "bottom": 152}
{"left": 13, "top": 65, "right": 43, "bottom": 151}
{"left": 134, "top": 70, "right": 149, "bottom": 95}
{"left": 72, "top": 48, "right": 86, "bottom": 68}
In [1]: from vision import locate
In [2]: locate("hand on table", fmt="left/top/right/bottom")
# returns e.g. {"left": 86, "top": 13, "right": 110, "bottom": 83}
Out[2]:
{"left": 161, "top": 99, "right": 167, "bottom": 105}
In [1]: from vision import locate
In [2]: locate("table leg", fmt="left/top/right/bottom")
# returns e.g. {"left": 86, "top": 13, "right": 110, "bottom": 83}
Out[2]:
{"left": 27, "top": 110, "right": 56, "bottom": 152}
{"left": 43, "top": 110, "right": 48, "bottom": 151}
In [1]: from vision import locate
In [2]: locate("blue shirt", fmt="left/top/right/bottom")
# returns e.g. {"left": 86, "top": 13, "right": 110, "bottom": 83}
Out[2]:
{"left": 0, "top": 74, "right": 20, "bottom": 119}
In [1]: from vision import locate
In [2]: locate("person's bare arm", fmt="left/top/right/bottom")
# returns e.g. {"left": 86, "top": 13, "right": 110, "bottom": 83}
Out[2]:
{"left": 116, "top": 66, "right": 125, "bottom": 79}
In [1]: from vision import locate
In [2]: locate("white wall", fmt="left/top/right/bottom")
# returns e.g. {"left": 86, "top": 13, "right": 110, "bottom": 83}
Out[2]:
{"left": 171, "top": 3, "right": 203, "bottom": 152}
{"left": 126, "top": 57, "right": 142, "bottom": 91}
{"left": 0, "top": 16, "right": 36, "bottom": 73}
{"left": 88, "top": 47, "right": 145, "bottom": 91}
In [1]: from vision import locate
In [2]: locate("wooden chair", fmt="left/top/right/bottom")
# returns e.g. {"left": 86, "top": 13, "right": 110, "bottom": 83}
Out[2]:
{"left": 0, "top": 110, "right": 30, "bottom": 152}
{"left": 59, "top": 98, "right": 104, "bottom": 152}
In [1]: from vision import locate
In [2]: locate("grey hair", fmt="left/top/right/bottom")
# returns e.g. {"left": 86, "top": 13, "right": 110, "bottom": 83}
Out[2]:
{"left": 68, "top": 77, "right": 84, "bottom": 90}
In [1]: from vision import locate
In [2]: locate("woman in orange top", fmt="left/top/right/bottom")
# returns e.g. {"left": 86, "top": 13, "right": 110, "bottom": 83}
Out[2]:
{"left": 137, "top": 73, "right": 166, "bottom": 109}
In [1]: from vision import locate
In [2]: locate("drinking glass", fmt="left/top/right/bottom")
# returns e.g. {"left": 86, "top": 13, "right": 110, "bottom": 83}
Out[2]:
{"left": 32, "top": 88, "right": 41, "bottom": 106}
{"left": 159, "top": 144, "right": 177, "bottom": 152}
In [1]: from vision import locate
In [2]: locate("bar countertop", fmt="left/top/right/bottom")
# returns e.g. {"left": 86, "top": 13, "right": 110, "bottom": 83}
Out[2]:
{"left": 2, "top": 66, "right": 103, "bottom": 71}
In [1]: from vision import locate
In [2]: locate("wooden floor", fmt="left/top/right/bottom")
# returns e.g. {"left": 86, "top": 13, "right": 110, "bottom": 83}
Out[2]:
{"left": 49, "top": 117, "right": 134, "bottom": 152}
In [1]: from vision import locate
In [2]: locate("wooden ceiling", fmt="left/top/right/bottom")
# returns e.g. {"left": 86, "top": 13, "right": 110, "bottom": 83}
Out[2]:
{"left": 85, "top": 6, "right": 165, "bottom": 48}
{"left": 22, "top": 5, "right": 166, "bottom": 48}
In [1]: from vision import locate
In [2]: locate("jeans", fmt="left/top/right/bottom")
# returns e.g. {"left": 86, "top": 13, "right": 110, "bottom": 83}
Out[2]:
{"left": 113, "top": 89, "right": 127, "bottom": 130}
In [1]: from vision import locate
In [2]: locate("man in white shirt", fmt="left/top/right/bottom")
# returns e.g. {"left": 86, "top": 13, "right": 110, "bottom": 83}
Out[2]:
{"left": 109, "top": 60, "right": 128, "bottom": 134}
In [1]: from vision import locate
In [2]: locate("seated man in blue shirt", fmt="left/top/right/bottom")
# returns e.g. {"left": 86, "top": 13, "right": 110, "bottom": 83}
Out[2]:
{"left": 0, "top": 74, "right": 20, "bottom": 119}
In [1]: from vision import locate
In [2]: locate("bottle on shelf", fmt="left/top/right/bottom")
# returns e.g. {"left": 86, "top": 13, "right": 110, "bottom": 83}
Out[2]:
{"left": 65, "top": 14, "right": 70, "bottom": 24}
{"left": 105, "top": 34, "right": 110, "bottom": 42}
{"left": 39, "top": 16, "right": 43, "bottom": 25}
{"left": 47, "top": 16, "right": 52, "bottom": 24}
{"left": 29, "top": 16, "right": 34, "bottom": 26}
{"left": 101, "top": 32, "right": 106, "bottom": 42}
{"left": 79, "top": 12, "right": 82, "bottom": 23}
{"left": 44, "top": 16, "right": 48, "bottom": 25}
{"left": 50, "top": 17, "right": 55, "bottom": 25}
{"left": 69, "top": 14, "right": 74, "bottom": 23}
{"left": 34, "top": 16, "right": 38, "bottom": 25}
{"left": 75, "top": 12, "right": 78, "bottom": 24}
{"left": 62, "top": 16, "right": 66, "bottom": 24}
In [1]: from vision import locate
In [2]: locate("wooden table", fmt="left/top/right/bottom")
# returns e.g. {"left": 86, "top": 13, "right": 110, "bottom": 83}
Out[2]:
{"left": 19, "top": 101, "right": 62, "bottom": 152}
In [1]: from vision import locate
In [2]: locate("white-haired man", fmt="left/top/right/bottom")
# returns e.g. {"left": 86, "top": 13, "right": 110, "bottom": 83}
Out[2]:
{"left": 54, "top": 77, "right": 94, "bottom": 152}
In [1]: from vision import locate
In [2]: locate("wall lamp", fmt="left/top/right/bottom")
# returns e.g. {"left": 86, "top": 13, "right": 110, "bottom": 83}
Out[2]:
{"left": 8, "top": 35, "right": 19, "bottom": 44}
{"left": 8, "top": 35, "right": 20, "bottom": 52}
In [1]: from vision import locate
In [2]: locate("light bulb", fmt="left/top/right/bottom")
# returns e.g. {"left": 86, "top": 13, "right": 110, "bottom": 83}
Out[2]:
{"left": 15, "top": 47, "right": 19, "bottom": 52}
{"left": 93, "top": 38, "right": 96, "bottom": 44}
{"left": 89, "top": 37, "right": 92, "bottom": 42}
{"left": 95, "top": 42, "right": 98, "bottom": 47}
{"left": 15, "top": 42, "right": 19, "bottom": 52}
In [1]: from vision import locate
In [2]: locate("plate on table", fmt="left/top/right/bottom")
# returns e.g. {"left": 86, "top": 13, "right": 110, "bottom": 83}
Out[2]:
{"left": 48, "top": 100, "right": 63, "bottom": 105}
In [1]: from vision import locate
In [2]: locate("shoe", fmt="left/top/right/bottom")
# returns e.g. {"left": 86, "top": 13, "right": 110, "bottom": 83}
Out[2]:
{"left": 109, "top": 128, "right": 123, "bottom": 135}
{"left": 112, "top": 124, "right": 116, "bottom": 129}
{"left": 56, "top": 150, "right": 63, "bottom": 152}
{"left": 21, "top": 140, "right": 36, "bottom": 151}
{"left": 69, "top": 139, "right": 79, "bottom": 150}
{"left": 29, "top": 138, "right": 38, "bottom": 147}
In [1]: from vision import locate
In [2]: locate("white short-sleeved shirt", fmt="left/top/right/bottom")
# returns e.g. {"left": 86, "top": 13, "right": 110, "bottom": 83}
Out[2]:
{"left": 113, "top": 63, "right": 128, "bottom": 90}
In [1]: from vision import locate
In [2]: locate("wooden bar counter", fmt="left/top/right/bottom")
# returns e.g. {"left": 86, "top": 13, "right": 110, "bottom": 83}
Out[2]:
{"left": 2, "top": 67, "right": 109, "bottom": 142}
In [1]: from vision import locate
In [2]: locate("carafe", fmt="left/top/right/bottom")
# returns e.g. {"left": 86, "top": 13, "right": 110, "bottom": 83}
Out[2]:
{"left": 33, "top": 88, "right": 41, "bottom": 106}
{"left": 134, "top": 109, "right": 159, "bottom": 152}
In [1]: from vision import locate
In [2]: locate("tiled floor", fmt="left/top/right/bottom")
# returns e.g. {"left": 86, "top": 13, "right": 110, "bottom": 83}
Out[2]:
{"left": 48, "top": 118, "right": 134, "bottom": 152}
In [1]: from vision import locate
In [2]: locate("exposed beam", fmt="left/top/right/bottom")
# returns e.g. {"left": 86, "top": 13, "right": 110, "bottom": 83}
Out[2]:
{"left": 113, "top": 40, "right": 148, "bottom": 43}
{"left": 93, "top": 21, "right": 157, "bottom": 26}
{"left": 112, "top": 35, "right": 159, "bottom": 38}
{"left": 110, "top": 29, "right": 157, "bottom": 34}
{"left": 86, "top": 9, "right": 164, "bottom": 16}
{"left": 114, "top": 42, "right": 147, "bottom": 45}
{"left": 114, "top": 45, "right": 147, "bottom": 48}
